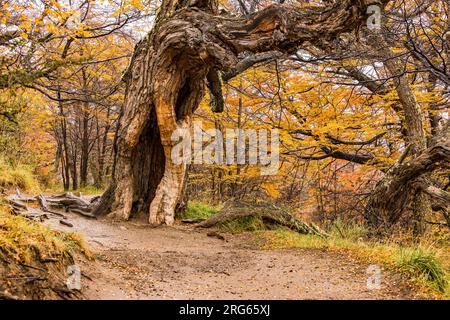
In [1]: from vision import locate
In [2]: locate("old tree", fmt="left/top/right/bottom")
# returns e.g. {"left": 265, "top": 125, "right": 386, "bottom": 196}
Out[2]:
{"left": 90, "top": 0, "right": 449, "bottom": 233}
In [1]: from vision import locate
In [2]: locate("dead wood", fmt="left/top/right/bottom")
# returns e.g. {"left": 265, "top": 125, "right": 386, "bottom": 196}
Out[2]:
{"left": 181, "top": 218, "right": 207, "bottom": 224}
{"left": 198, "top": 200, "right": 327, "bottom": 237}
{"left": 6, "top": 193, "right": 96, "bottom": 221}
{"left": 0, "top": 291, "right": 19, "bottom": 300}
{"left": 40, "top": 257, "right": 59, "bottom": 263}
{"left": 207, "top": 231, "right": 225, "bottom": 240}
{"left": 19, "top": 263, "right": 46, "bottom": 272}
{"left": 59, "top": 220, "right": 73, "bottom": 227}
{"left": 35, "top": 195, "right": 67, "bottom": 218}
{"left": 68, "top": 208, "right": 96, "bottom": 219}
{"left": 7, "top": 198, "right": 28, "bottom": 211}
{"left": 36, "top": 194, "right": 49, "bottom": 212}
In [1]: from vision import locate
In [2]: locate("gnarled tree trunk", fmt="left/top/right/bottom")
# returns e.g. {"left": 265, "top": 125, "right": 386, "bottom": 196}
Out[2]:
{"left": 365, "top": 125, "right": 450, "bottom": 236}
{"left": 364, "top": 40, "right": 434, "bottom": 236}
{"left": 92, "top": 0, "right": 390, "bottom": 225}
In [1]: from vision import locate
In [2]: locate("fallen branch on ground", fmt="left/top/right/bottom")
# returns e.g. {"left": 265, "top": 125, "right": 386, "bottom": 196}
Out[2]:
{"left": 197, "top": 200, "right": 327, "bottom": 237}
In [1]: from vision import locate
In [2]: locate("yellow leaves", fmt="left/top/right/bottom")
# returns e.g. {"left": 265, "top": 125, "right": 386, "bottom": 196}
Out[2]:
{"left": 391, "top": 47, "right": 405, "bottom": 54}
{"left": 262, "top": 183, "right": 281, "bottom": 198}
{"left": 43, "top": 8, "right": 54, "bottom": 16}
{"left": 110, "top": 0, "right": 148, "bottom": 16}
{"left": 130, "top": 0, "right": 145, "bottom": 10}
{"left": 74, "top": 27, "right": 91, "bottom": 38}
{"left": 341, "top": 59, "right": 359, "bottom": 68}
{"left": 50, "top": 0, "right": 62, "bottom": 10}
{"left": 33, "top": 17, "right": 43, "bottom": 26}
{"left": 45, "top": 22, "right": 59, "bottom": 34}
{"left": 218, "top": 0, "right": 231, "bottom": 6}
{"left": 18, "top": 20, "right": 32, "bottom": 32}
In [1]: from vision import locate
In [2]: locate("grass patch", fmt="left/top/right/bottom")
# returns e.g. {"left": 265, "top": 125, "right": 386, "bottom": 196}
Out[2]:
{"left": 180, "top": 202, "right": 265, "bottom": 233}
{"left": 0, "top": 157, "right": 40, "bottom": 193}
{"left": 0, "top": 205, "right": 91, "bottom": 264}
{"left": 328, "top": 218, "right": 367, "bottom": 241}
{"left": 217, "top": 216, "right": 266, "bottom": 233}
{"left": 0, "top": 204, "right": 92, "bottom": 299}
{"left": 398, "top": 247, "right": 448, "bottom": 293}
{"left": 179, "top": 202, "right": 220, "bottom": 220}
{"left": 254, "top": 226, "right": 449, "bottom": 298}
{"left": 72, "top": 185, "right": 104, "bottom": 195}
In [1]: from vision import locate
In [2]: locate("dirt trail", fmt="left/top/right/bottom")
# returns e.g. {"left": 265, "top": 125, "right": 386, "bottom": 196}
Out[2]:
{"left": 45, "top": 210, "right": 420, "bottom": 300}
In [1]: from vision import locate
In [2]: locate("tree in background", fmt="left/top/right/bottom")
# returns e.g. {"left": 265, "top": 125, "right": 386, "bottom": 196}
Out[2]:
{"left": 0, "top": 0, "right": 151, "bottom": 189}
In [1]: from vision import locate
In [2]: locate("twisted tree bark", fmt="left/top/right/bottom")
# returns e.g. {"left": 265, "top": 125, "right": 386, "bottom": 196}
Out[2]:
{"left": 365, "top": 125, "right": 450, "bottom": 236}
{"left": 92, "top": 0, "right": 390, "bottom": 225}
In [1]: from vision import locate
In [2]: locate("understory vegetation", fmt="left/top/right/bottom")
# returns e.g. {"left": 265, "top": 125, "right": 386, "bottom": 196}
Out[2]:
{"left": 0, "top": 157, "right": 40, "bottom": 194}
{"left": 180, "top": 202, "right": 221, "bottom": 220}
{"left": 0, "top": 203, "right": 91, "bottom": 299}
{"left": 0, "top": 205, "right": 90, "bottom": 263}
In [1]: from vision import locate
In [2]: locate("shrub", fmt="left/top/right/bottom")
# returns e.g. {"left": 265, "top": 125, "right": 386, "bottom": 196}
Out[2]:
{"left": 398, "top": 247, "right": 448, "bottom": 293}
{"left": 0, "top": 156, "right": 40, "bottom": 193}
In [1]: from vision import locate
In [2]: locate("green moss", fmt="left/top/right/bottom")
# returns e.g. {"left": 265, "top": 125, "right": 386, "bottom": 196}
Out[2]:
{"left": 180, "top": 202, "right": 268, "bottom": 233}
{"left": 73, "top": 185, "right": 104, "bottom": 195}
{"left": 179, "top": 202, "right": 220, "bottom": 220}
{"left": 218, "top": 216, "right": 266, "bottom": 233}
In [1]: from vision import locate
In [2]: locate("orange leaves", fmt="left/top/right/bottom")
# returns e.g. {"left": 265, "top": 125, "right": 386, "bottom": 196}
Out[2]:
{"left": 262, "top": 182, "right": 281, "bottom": 198}
{"left": 191, "top": 42, "right": 407, "bottom": 204}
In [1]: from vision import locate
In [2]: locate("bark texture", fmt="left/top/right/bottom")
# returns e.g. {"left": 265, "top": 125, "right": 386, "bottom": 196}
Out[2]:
{"left": 365, "top": 125, "right": 450, "bottom": 235}
{"left": 363, "top": 36, "right": 435, "bottom": 236}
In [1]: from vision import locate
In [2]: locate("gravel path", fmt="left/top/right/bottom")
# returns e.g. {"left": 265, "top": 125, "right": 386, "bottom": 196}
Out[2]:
{"left": 46, "top": 211, "right": 420, "bottom": 300}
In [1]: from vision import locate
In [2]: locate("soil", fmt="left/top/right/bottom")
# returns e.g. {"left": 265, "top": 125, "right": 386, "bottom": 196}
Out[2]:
{"left": 42, "top": 209, "right": 423, "bottom": 300}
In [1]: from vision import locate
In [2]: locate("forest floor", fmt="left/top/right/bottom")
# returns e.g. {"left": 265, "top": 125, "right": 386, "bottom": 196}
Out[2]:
{"left": 42, "top": 209, "right": 424, "bottom": 300}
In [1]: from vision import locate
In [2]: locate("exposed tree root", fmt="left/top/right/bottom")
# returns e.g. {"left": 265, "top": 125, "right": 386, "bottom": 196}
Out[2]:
{"left": 6, "top": 192, "right": 97, "bottom": 221}
{"left": 197, "top": 200, "right": 327, "bottom": 237}
{"left": 364, "top": 125, "right": 450, "bottom": 235}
